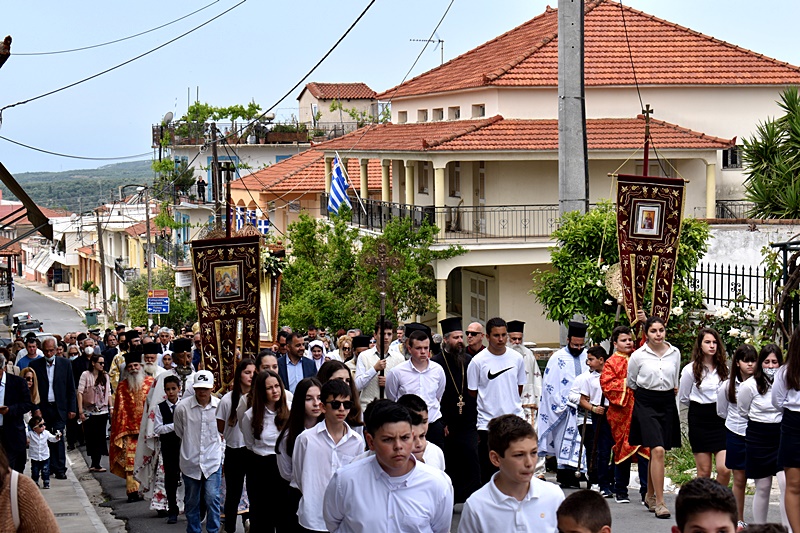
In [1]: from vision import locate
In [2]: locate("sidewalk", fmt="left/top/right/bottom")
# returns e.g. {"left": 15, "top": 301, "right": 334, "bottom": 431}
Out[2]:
{"left": 14, "top": 277, "right": 90, "bottom": 320}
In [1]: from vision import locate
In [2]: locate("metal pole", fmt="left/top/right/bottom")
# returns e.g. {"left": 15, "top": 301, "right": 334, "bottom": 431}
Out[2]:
{"left": 144, "top": 187, "right": 153, "bottom": 323}
{"left": 96, "top": 212, "right": 108, "bottom": 323}
{"left": 210, "top": 123, "right": 221, "bottom": 229}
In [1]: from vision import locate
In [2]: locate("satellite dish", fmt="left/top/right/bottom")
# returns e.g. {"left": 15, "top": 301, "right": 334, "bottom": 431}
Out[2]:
{"left": 162, "top": 111, "right": 174, "bottom": 125}
{"left": 264, "top": 112, "right": 275, "bottom": 121}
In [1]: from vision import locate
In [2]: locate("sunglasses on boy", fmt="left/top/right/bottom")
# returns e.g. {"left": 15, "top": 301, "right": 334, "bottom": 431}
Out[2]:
{"left": 326, "top": 400, "right": 353, "bottom": 410}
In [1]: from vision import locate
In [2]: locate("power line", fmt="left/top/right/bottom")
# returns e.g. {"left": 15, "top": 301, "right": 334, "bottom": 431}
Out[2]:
{"left": 0, "top": 0, "right": 246, "bottom": 122}
{"left": 15, "top": 1, "right": 221, "bottom": 56}
{"left": 0, "top": 135, "right": 152, "bottom": 161}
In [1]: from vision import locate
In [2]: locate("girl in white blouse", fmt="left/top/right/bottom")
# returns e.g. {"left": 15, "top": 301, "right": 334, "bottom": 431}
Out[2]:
{"left": 773, "top": 329, "right": 800, "bottom": 533}
{"left": 679, "top": 327, "right": 730, "bottom": 485}
{"left": 716, "top": 344, "right": 757, "bottom": 528}
{"left": 738, "top": 344, "right": 789, "bottom": 529}
{"left": 627, "top": 316, "right": 681, "bottom": 520}
{"left": 240, "top": 370, "right": 290, "bottom": 533}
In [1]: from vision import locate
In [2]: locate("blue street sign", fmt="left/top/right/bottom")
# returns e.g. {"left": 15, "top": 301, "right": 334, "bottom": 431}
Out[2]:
{"left": 147, "top": 297, "right": 170, "bottom": 314}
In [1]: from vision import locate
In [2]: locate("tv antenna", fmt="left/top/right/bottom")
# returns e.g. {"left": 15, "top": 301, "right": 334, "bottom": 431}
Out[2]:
{"left": 410, "top": 33, "right": 444, "bottom": 65}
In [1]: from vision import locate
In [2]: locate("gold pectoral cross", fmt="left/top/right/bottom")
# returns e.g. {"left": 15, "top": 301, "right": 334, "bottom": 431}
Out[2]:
{"left": 457, "top": 395, "right": 465, "bottom": 415}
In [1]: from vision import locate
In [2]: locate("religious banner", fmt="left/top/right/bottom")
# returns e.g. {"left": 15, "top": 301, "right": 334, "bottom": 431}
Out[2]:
{"left": 191, "top": 235, "right": 261, "bottom": 394}
{"left": 615, "top": 174, "right": 686, "bottom": 324}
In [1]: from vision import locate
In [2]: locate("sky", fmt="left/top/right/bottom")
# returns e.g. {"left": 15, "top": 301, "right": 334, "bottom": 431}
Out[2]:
{"left": 1, "top": 0, "right": 799, "bottom": 174}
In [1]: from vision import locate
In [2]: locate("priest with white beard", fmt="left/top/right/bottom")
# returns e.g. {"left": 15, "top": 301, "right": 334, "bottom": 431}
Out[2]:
{"left": 143, "top": 343, "right": 166, "bottom": 378}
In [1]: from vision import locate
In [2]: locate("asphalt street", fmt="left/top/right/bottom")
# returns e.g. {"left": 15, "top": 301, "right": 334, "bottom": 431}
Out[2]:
{"left": 9, "top": 284, "right": 85, "bottom": 338}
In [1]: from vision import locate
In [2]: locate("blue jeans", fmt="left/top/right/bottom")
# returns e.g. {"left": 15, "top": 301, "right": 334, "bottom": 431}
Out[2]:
{"left": 30, "top": 458, "right": 50, "bottom": 485}
{"left": 183, "top": 469, "right": 221, "bottom": 533}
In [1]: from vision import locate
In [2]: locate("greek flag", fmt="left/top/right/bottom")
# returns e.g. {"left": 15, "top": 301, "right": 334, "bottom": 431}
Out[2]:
{"left": 235, "top": 207, "right": 245, "bottom": 230}
{"left": 257, "top": 218, "right": 270, "bottom": 235}
{"left": 248, "top": 210, "right": 257, "bottom": 226}
{"left": 327, "top": 156, "right": 352, "bottom": 213}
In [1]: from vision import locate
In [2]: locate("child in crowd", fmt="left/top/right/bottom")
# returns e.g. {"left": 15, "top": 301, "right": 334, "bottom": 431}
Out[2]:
{"left": 293, "top": 379, "right": 364, "bottom": 532}
{"left": 26, "top": 415, "right": 61, "bottom": 489}
{"left": 161, "top": 352, "right": 174, "bottom": 370}
{"left": 673, "top": 477, "right": 737, "bottom": 533}
{"left": 569, "top": 346, "right": 611, "bottom": 493}
{"left": 459, "top": 414, "right": 564, "bottom": 533}
{"left": 556, "top": 490, "right": 612, "bottom": 533}
{"left": 152, "top": 375, "right": 182, "bottom": 524}
{"left": 397, "top": 393, "right": 446, "bottom": 471}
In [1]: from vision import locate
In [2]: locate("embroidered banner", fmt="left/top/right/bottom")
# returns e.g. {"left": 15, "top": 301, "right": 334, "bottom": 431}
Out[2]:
{"left": 191, "top": 235, "right": 261, "bottom": 394}
{"left": 616, "top": 174, "right": 685, "bottom": 324}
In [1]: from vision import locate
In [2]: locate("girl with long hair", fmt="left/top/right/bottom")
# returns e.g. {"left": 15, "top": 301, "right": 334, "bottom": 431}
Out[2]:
{"left": 215, "top": 358, "right": 256, "bottom": 533}
{"left": 773, "top": 328, "right": 800, "bottom": 533}
{"left": 317, "top": 360, "right": 364, "bottom": 436}
{"left": 739, "top": 344, "right": 789, "bottom": 528}
{"left": 239, "top": 370, "right": 290, "bottom": 532}
{"left": 679, "top": 327, "right": 731, "bottom": 484}
{"left": 276, "top": 377, "right": 322, "bottom": 532}
{"left": 19, "top": 367, "right": 39, "bottom": 424}
{"left": 716, "top": 344, "right": 757, "bottom": 528}
{"left": 627, "top": 316, "right": 682, "bottom": 520}
{"left": 77, "top": 354, "right": 112, "bottom": 472}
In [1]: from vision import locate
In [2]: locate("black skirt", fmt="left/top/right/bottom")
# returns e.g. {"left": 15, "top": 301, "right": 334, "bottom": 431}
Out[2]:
{"left": 688, "top": 401, "right": 726, "bottom": 453}
{"left": 629, "top": 388, "right": 682, "bottom": 450}
{"left": 724, "top": 429, "right": 746, "bottom": 471}
{"left": 779, "top": 409, "right": 800, "bottom": 469}
{"left": 745, "top": 420, "right": 781, "bottom": 479}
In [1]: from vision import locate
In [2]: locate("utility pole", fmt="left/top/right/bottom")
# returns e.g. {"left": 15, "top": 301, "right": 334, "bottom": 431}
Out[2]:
{"left": 144, "top": 187, "right": 153, "bottom": 323}
{"left": 95, "top": 211, "right": 108, "bottom": 323}
{"left": 557, "top": 0, "right": 589, "bottom": 216}
{"left": 210, "top": 122, "right": 222, "bottom": 229}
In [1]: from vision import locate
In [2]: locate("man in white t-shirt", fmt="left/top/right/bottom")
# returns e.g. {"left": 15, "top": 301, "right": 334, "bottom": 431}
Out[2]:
{"left": 467, "top": 317, "right": 526, "bottom": 485}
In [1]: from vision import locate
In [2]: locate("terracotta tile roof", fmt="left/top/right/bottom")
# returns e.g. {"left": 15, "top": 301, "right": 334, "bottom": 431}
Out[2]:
{"left": 77, "top": 245, "right": 94, "bottom": 256}
{"left": 125, "top": 222, "right": 159, "bottom": 238}
{"left": 0, "top": 203, "right": 70, "bottom": 227}
{"left": 0, "top": 236, "right": 21, "bottom": 255}
{"left": 301, "top": 82, "right": 376, "bottom": 100}
{"left": 230, "top": 148, "right": 387, "bottom": 194}
{"left": 378, "top": 0, "right": 800, "bottom": 99}
{"left": 320, "top": 115, "right": 733, "bottom": 152}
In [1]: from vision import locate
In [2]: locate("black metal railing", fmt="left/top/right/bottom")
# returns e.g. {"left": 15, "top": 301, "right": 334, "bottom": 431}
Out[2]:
{"left": 321, "top": 195, "right": 560, "bottom": 242}
{"left": 689, "top": 262, "right": 774, "bottom": 309}
{"left": 153, "top": 121, "right": 362, "bottom": 147}
{"left": 715, "top": 200, "right": 755, "bottom": 219}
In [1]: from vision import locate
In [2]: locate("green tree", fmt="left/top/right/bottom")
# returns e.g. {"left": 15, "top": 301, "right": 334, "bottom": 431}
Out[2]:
{"left": 743, "top": 86, "right": 800, "bottom": 218}
{"left": 280, "top": 211, "right": 464, "bottom": 332}
{"left": 124, "top": 267, "right": 197, "bottom": 329}
{"left": 531, "top": 202, "right": 710, "bottom": 343}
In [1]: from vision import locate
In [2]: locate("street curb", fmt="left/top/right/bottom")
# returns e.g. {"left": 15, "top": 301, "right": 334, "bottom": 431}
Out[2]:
{"left": 16, "top": 281, "right": 86, "bottom": 318}
{"left": 67, "top": 449, "right": 124, "bottom": 533}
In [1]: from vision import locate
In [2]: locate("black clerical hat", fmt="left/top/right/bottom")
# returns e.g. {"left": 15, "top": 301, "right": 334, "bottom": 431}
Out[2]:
{"left": 567, "top": 321, "right": 588, "bottom": 338}
{"left": 439, "top": 317, "right": 463, "bottom": 335}
{"left": 507, "top": 320, "right": 525, "bottom": 334}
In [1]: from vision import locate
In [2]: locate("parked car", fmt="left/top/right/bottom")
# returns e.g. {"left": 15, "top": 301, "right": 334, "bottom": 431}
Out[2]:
{"left": 15, "top": 319, "right": 43, "bottom": 337}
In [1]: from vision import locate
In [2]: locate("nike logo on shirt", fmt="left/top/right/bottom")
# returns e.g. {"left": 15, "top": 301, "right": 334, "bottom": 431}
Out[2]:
{"left": 488, "top": 367, "right": 514, "bottom": 380}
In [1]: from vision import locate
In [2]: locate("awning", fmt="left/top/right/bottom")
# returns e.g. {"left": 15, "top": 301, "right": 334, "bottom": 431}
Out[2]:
{"left": 35, "top": 254, "right": 56, "bottom": 275}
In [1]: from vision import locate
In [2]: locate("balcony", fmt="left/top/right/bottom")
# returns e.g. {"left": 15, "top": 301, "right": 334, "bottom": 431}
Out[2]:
{"left": 321, "top": 196, "right": 560, "bottom": 242}
{"left": 152, "top": 121, "right": 361, "bottom": 147}
{"left": 715, "top": 199, "right": 755, "bottom": 219}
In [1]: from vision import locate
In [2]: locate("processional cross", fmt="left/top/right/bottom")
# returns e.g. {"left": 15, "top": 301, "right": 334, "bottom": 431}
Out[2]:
{"left": 362, "top": 238, "right": 403, "bottom": 399}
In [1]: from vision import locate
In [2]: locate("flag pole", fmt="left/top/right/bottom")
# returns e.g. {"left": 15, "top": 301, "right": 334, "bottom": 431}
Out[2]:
{"left": 335, "top": 151, "right": 367, "bottom": 215}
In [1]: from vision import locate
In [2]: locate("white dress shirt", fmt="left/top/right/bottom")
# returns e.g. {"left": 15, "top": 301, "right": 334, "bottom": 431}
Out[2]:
{"left": 422, "top": 441, "right": 445, "bottom": 471}
{"left": 459, "top": 472, "right": 565, "bottom": 533}
{"left": 153, "top": 399, "right": 178, "bottom": 436}
{"left": 569, "top": 370, "right": 607, "bottom": 407}
{"left": 627, "top": 343, "right": 681, "bottom": 391}
{"left": 355, "top": 347, "right": 405, "bottom": 405}
{"left": 323, "top": 455, "right": 454, "bottom": 533}
{"left": 293, "top": 420, "right": 364, "bottom": 531}
{"left": 46, "top": 359, "right": 56, "bottom": 402}
{"left": 738, "top": 376, "right": 782, "bottom": 424}
{"left": 174, "top": 395, "right": 223, "bottom": 480}
{"left": 240, "top": 406, "right": 280, "bottom": 457}
{"left": 27, "top": 429, "right": 59, "bottom": 461}
{"left": 276, "top": 435, "right": 297, "bottom": 487}
{"left": 466, "top": 348, "right": 526, "bottom": 430}
{"left": 216, "top": 392, "right": 246, "bottom": 449}
{"left": 717, "top": 379, "right": 748, "bottom": 436}
{"left": 679, "top": 363, "right": 723, "bottom": 405}
{"left": 385, "top": 360, "right": 446, "bottom": 423}
{"left": 772, "top": 366, "right": 800, "bottom": 411}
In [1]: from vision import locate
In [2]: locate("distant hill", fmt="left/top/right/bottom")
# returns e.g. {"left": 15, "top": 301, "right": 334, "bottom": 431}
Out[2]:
{"left": 1, "top": 160, "right": 154, "bottom": 213}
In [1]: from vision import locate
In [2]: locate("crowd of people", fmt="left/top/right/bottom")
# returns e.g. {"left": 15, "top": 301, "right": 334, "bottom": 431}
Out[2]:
{"left": 1, "top": 315, "right": 799, "bottom": 533}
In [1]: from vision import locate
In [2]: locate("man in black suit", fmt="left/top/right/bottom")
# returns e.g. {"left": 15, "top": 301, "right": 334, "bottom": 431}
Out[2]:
{"left": 0, "top": 352, "right": 33, "bottom": 472}
{"left": 157, "top": 327, "right": 173, "bottom": 354}
{"left": 277, "top": 332, "right": 317, "bottom": 394}
{"left": 30, "top": 336, "right": 77, "bottom": 479}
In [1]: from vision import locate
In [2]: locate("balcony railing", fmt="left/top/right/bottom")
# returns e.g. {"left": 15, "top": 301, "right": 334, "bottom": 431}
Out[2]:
{"left": 715, "top": 200, "right": 755, "bottom": 219}
{"left": 152, "top": 121, "right": 361, "bottom": 147}
{"left": 321, "top": 195, "right": 560, "bottom": 242}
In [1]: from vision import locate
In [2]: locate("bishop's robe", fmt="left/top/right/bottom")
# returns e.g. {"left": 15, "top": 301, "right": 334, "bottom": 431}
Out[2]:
{"left": 537, "top": 347, "right": 587, "bottom": 470}
{"left": 110, "top": 375, "right": 154, "bottom": 493}
{"left": 599, "top": 351, "right": 650, "bottom": 463}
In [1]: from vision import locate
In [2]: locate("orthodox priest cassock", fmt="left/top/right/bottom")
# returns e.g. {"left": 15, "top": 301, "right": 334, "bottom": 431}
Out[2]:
{"left": 109, "top": 346, "right": 155, "bottom": 501}
{"left": 432, "top": 317, "right": 481, "bottom": 504}
{"left": 537, "top": 321, "right": 588, "bottom": 487}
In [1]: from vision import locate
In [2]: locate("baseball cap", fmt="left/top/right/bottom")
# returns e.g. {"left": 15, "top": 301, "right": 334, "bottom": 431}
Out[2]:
{"left": 193, "top": 370, "right": 214, "bottom": 389}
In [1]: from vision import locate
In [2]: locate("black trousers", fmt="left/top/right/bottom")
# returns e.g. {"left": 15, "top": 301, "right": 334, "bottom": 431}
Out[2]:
{"left": 66, "top": 416, "right": 84, "bottom": 447}
{"left": 246, "top": 454, "right": 287, "bottom": 533}
{"left": 444, "top": 427, "right": 481, "bottom": 502}
{"left": 161, "top": 439, "right": 181, "bottom": 516}
{"left": 223, "top": 446, "right": 250, "bottom": 532}
{"left": 40, "top": 402, "right": 67, "bottom": 476}
{"left": 427, "top": 419, "right": 445, "bottom": 448}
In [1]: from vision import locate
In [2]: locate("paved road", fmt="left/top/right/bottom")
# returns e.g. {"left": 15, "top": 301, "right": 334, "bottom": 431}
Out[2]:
{"left": 9, "top": 284, "right": 85, "bottom": 338}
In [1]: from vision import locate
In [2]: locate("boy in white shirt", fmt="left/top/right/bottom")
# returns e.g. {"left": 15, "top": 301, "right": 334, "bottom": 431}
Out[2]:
{"left": 397, "top": 393, "right": 446, "bottom": 471}
{"left": 26, "top": 415, "right": 61, "bottom": 489}
{"left": 324, "top": 399, "right": 454, "bottom": 532}
{"left": 293, "top": 379, "right": 364, "bottom": 532}
{"left": 459, "top": 414, "right": 564, "bottom": 533}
